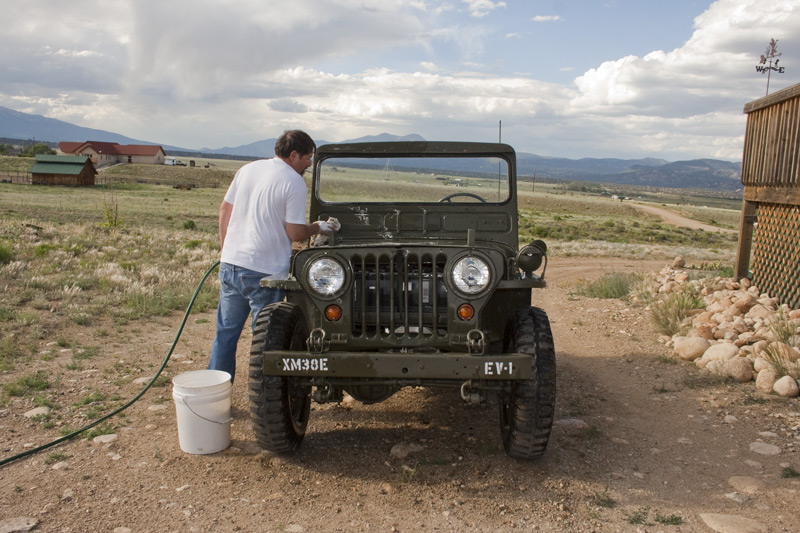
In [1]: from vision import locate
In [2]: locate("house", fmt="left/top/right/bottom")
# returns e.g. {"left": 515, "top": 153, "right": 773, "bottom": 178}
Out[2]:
{"left": 29, "top": 154, "right": 97, "bottom": 186}
{"left": 59, "top": 141, "right": 166, "bottom": 167}
{"left": 735, "top": 82, "right": 800, "bottom": 309}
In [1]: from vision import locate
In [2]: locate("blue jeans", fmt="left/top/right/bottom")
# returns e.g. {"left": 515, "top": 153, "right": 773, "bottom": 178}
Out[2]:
{"left": 208, "top": 263, "right": 284, "bottom": 382}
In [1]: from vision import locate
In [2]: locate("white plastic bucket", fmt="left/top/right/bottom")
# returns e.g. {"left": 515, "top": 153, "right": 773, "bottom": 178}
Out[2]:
{"left": 172, "top": 370, "right": 232, "bottom": 454}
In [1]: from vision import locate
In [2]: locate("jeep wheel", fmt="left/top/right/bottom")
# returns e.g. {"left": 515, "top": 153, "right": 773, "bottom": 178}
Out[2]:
{"left": 249, "top": 302, "right": 311, "bottom": 454}
{"left": 499, "top": 307, "right": 556, "bottom": 459}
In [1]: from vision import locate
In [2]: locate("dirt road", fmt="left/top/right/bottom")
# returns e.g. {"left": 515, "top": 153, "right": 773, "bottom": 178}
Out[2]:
{"left": 630, "top": 203, "right": 737, "bottom": 234}
{"left": 2, "top": 258, "right": 798, "bottom": 532}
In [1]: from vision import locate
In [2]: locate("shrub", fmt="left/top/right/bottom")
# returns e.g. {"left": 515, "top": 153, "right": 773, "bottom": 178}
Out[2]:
{"left": 0, "top": 242, "right": 12, "bottom": 264}
{"left": 574, "top": 272, "right": 642, "bottom": 300}
{"left": 33, "top": 243, "right": 59, "bottom": 257}
{"left": 650, "top": 288, "right": 704, "bottom": 336}
{"left": 182, "top": 220, "right": 196, "bottom": 230}
{"left": 3, "top": 370, "right": 50, "bottom": 396}
{"left": 763, "top": 312, "right": 799, "bottom": 379}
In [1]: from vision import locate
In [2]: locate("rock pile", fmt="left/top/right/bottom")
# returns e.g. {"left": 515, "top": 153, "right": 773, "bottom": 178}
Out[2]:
{"left": 650, "top": 262, "right": 800, "bottom": 398}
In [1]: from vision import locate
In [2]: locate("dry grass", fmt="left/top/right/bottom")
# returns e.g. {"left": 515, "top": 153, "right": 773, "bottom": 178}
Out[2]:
{"left": 0, "top": 214, "right": 219, "bottom": 373}
{"left": 0, "top": 168, "right": 739, "bottom": 405}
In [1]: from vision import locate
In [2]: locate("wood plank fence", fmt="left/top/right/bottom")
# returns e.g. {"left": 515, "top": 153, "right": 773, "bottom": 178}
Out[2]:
{"left": 736, "top": 82, "right": 800, "bottom": 309}
{"left": 0, "top": 171, "right": 32, "bottom": 184}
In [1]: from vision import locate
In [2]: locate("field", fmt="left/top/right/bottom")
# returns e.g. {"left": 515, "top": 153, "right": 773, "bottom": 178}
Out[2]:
{"left": 4, "top": 159, "right": 784, "bottom": 532}
{"left": 0, "top": 158, "right": 740, "bottom": 383}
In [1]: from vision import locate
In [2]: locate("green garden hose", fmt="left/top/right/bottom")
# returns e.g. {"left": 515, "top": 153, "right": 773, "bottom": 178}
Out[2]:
{"left": 0, "top": 261, "right": 221, "bottom": 468}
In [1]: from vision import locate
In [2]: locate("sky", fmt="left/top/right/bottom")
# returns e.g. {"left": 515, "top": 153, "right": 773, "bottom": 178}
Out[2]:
{"left": 1, "top": 0, "right": 798, "bottom": 161}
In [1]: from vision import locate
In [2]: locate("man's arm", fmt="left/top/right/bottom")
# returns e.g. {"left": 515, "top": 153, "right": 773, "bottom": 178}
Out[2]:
{"left": 285, "top": 221, "right": 323, "bottom": 242}
{"left": 219, "top": 200, "right": 233, "bottom": 248}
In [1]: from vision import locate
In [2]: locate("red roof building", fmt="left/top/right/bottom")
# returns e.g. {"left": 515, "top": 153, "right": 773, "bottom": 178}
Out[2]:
{"left": 59, "top": 141, "right": 166, "bottom": 167}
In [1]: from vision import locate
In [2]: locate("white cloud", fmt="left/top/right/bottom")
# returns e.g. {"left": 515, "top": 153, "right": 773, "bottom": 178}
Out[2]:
{"left": 565, "top": 0, "right": 800, "bottom": 158}
{"left": 461, "top": 0, "right": 506, "bottom": 18}
{"left": 572, "top": 0, "right": 800, "bottom": 117}
{"left": 2, "top": 0, "right": 798, "bottom": 160}
{"left": 532, "top": 15, "right": 562, "bottom": 22}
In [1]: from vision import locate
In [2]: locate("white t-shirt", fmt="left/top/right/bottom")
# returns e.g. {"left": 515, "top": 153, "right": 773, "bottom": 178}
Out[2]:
{"left": 220, "top": 158, "right": 308, "bottom": 277}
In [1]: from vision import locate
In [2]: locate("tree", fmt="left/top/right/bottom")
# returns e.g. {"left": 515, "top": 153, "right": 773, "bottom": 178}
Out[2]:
{"left": 20, "top": 143, "right": 56, "bottom": 157}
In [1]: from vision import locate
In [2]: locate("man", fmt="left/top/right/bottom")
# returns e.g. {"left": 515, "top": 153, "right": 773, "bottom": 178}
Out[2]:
{"left": 208, "top": 130, "right": 337, "bottom": 381}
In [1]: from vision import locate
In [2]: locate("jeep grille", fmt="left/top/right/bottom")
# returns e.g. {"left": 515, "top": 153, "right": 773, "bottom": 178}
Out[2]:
{"left": 351, "top": 251, "right": 448, "bottom": 340}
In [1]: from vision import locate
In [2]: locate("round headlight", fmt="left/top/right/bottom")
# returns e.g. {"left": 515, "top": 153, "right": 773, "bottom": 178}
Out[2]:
{"left": 307, "top": 258, "right": 345, "bottom": 296}
{"left": 452, "top": 256, "right": 490, "bottom": 294}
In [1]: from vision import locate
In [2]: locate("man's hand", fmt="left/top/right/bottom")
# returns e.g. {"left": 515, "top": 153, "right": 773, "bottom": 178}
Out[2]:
{"left": 317, "top": 217, "right": 341, "bottom": 233}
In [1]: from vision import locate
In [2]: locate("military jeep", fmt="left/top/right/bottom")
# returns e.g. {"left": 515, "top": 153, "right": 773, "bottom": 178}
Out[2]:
{"left": 249, "top": 141, "right": 555, "bottom": 459}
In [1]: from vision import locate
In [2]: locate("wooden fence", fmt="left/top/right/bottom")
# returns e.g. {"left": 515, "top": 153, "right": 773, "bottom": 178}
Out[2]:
{"left": 735, "top": 82, "right": 800, "bottom": 309}
{"left": 1, "top": 173, "right": 221, "bottom": 189}
{"left": 0, "top": 171, "right": 32, "bottom": 184}
{"left": 94, "top": 174, "right": 222, "bottom": 188}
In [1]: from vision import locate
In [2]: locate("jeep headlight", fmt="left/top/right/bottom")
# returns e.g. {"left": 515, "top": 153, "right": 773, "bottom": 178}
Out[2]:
{"left": 307, "top": 258, "right": 345, "bottom": 296}
{"left": 452, "top": 256, "right": 490, "bottom": 295}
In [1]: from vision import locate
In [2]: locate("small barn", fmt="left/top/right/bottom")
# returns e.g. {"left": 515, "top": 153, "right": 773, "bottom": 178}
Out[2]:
{"left": 735, "top": 82, "right": 800, "bottom": 309}
{"left": 29, "top": 154, "right": 97, "bottom": 186}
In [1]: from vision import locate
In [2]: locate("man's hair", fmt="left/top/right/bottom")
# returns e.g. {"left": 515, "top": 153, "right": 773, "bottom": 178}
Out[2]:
{"left": 274, "top": 130, "right": 316, "bottom": 158}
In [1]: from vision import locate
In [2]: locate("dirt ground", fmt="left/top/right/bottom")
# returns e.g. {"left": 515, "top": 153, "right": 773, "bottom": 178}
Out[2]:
{"left": 628, "top": 203, "right": 737, "bottom": 234}
{"left": 2, "top": 257, "right": 799, "bottom": 533}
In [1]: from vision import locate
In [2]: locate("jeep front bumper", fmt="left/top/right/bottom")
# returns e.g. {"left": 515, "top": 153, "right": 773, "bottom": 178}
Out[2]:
{"left": 260, "top": 351, "right": 533, "bottom": 380}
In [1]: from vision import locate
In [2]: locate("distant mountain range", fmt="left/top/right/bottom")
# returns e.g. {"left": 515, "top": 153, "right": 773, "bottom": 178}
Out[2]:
{"left": 0, "top": 105, "right": 742, "bottom": 191}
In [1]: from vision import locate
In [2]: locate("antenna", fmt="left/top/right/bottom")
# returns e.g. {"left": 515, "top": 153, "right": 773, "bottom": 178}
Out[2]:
{"left": 497, "top": 121, "right": 502, "bottom": 197}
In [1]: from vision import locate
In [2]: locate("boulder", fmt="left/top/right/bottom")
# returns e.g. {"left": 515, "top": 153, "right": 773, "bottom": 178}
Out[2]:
{"left": 673, "top": 336, "right": 709, "bottom": 361}
{"left": 766, "top": 342, "right": 798, "bottom": 362}
{"left": 755, "top": 368, "right": 779, "bottom": 393}
{"left": 753, "top": 357, "right": 774, "bottom": 373}
{"left": 706, "top": 360, "right": 726, "bottom": 376}
{"left": 724, "top": 358, "right": 754, "bottom": 382}
{"left": 752, "top": 340, "right": 769, "bottom": 356}
{"left": 689, "top": 324, "right": 715, "bottom": 341}
{"left": 772, "top": 376, "right": 799, "bottom": 397}
{"left": 747, "top": 304, "right": 773, "bottom": 320}
{"left": 703, "top": 343, "right": 739, "bottom": 362}
{"left": 672, "top": 256, "right": 685, "bottom": 268}
{"left": 694, "top": 311, "right": 714, "bottom": 325}
{"left": 732, "top": 293, "right": 758, "bottom": 314}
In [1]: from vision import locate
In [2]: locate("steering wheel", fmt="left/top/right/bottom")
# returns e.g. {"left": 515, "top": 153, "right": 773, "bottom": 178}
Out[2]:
{"left": 438, "top": 192, "right": 487, "bottom": 203}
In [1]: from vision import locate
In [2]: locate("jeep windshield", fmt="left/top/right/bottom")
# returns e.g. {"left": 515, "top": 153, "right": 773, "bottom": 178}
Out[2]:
{"left": 315, "top": 154, "right": 510, "bottom": 204}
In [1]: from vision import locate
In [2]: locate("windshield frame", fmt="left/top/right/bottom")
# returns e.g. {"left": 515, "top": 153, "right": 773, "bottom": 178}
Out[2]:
{"left": 311, "top": 141, "right": 516, "bottom": 207}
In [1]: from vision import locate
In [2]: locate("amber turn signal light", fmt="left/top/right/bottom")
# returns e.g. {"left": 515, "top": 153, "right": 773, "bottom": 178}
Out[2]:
{"left": 457, "top": 304, "right": 474, "bottom": 321}
{"left": 325, "top": 304, "right": 343, "bottom": 321}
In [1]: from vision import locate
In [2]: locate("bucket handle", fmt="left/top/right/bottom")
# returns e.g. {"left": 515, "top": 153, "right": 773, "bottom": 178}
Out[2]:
{"left": 182, "top": 398, "right": 234, "bottom": 425}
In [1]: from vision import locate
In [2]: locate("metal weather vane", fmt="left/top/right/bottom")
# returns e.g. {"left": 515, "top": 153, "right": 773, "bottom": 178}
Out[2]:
{"left": 756, "top": 38, "right": 785, "bottom": 95}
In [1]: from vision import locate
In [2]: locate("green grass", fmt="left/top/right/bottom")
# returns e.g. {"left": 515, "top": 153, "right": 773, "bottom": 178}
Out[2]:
{"left": 44, "top": 452, "right": 69, "bottom": 465}
{"left": 781, "top": 466, "right": 800, "bottom": 478}
{"left": 626, "top": 507, "right": 650, "bottom": 525}
{"left": 81, "top": 422, "right": 116, "bottom": 439}
{"left": 574, "top": 272, "right": 642, "bottom": 299}
{"left": 74, "top": 391, "right": 105, "bottom": 407}
{"left": 0, "top": 242, "right": 12, "bottom": 264}
{"left": 591, "top": 489, "right": 616, "bottom": 508}
{"left": 3, "top": 370, "right": 50, "bottom": 396}
{"left": 655, "top": 513, "right": 683, "bottom": 525}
